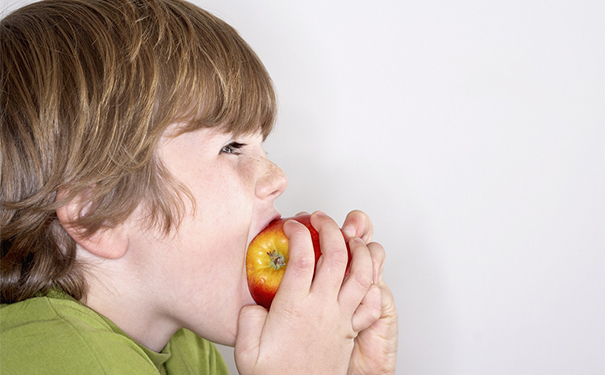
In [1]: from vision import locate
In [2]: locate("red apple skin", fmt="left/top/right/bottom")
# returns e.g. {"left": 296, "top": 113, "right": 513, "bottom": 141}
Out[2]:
{"left": 246, "top": 214, "right": 351, "bottom": 309}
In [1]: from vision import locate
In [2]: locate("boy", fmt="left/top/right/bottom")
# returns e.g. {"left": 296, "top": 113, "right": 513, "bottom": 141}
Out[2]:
{"left": 0, "top": 0, "right": 398, "bottom": 373}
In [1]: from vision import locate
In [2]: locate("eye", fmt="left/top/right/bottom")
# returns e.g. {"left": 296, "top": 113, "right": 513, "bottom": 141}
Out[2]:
{"left": 220, "top": 141, "right": 246, "bottom": 155}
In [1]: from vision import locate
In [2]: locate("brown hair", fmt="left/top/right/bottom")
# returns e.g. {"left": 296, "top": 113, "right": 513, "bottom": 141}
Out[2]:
{"left": 1, "top": 0, "right": 277, "bottom": 303}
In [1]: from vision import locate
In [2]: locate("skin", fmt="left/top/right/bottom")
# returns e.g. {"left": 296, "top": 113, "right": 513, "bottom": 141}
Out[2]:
{"left": 57, "top": 125, "right": 398, "bottom": 374}
{"left": 341, "top": 211, "right": 399, "bottom": 375}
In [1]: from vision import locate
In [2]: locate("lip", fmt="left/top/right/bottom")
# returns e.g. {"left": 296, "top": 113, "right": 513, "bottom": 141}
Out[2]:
{"left": 261, "top": 213, "right": 282, "bottom": 233}
{"left": 247, "top": 212, "right": 282, "bottom": 246}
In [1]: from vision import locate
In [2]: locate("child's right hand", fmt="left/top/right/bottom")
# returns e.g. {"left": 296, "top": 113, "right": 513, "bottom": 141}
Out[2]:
{"left": 234, "top": 211, "right": 381, "bottom": 375}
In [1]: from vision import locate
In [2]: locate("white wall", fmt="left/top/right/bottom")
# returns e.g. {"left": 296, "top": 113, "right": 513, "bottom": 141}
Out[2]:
{"left": 197, "top": 1, "right": 604, "bottom": 374}
{"left": 3, "top": 0, "right": 603, "bottom": 374}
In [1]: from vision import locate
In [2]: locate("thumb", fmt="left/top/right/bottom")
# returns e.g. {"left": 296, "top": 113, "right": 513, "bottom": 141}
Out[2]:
{"left": 235, "top": 305, "right": 268, "bottom": 370}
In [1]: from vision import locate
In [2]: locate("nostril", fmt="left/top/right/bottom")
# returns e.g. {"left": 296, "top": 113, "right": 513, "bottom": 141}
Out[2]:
{"left": 256, "top": 162, "right": 288, "bottom": 199}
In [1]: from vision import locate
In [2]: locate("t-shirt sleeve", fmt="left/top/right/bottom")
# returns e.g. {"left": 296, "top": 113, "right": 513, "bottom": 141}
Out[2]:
{"left": 164, "top": 329, "right": 230, "bottom": 375}
{"left": 0, "top": 309, "right": 160, "bottom": 375}
{"left": 1, "top": 296, "right": 230, "bottom": 375}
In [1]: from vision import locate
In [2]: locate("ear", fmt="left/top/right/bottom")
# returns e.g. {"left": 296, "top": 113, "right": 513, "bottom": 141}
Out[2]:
{"left": 55, "top": 187, "right": 128, "bottom": 259}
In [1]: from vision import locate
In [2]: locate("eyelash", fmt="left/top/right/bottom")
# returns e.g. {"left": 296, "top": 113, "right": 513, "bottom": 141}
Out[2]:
{"left": 220, "top": 142, "right": 246, "bottom": 155}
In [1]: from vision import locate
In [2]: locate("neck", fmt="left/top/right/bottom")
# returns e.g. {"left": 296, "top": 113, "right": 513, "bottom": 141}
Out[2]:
{"left": 79, "top": 250, "right": 178, "bottom": 352}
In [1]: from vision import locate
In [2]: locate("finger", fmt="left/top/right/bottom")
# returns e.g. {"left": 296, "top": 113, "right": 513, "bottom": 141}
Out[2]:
{"left": 274, "top": 219, "right": 315, "bottom": 304}
{"left": 338, "top": 237, "right": 374, "bottom": 315}
{"left": 342, "top": 210, "right": 373, "bottom": 243}
{"left": 367, "top": 242, "right": 386, "bottom": 284}
{"left": 351, "top": 284, "right": 382, "bottom": 332}
{"left": 235, "top": 305, "right": 268, "bottom": 368}
{"left": 295, "top": 211, "right": 310, "bottom": 216}
{"left": 309, "top": 212, "right": 349, "bottom": 298}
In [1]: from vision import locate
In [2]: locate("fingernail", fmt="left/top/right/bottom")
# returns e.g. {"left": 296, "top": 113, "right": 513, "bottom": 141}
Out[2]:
{"left": 343, "top": 225, "right": 356, "bottom": 238}
{"left": 352, "top": 237, "right": 364, "bottom": 244}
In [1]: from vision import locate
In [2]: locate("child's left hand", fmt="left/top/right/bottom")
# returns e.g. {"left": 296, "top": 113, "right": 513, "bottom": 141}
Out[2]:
{"left": 341, "top": 210, "right": 398, "bottom": 375}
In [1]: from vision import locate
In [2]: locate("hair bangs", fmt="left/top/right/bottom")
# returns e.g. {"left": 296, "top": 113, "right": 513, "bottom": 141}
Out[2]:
{"left": 158, "top": 4, "right": 277, "bottom": 139}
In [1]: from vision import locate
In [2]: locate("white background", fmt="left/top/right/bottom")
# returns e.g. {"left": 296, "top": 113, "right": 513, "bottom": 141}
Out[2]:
{"left": 2, "top": 0, "right": 603, "bottom": 374}
{"left": 197, "top": 1, "right": 604, "bottom": 374}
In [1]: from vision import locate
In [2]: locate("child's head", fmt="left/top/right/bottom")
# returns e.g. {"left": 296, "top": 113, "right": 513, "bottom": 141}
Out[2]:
{"left": 1, "top": 0, "right": 277, "bottom": 303}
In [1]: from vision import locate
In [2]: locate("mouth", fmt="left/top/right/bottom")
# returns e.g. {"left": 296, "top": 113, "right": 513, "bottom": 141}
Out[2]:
{"left": 260, "top": 213, "right": 282, "bottom": 235}
{"left": 247, "top": 212, "right": 282, "bottom": 247}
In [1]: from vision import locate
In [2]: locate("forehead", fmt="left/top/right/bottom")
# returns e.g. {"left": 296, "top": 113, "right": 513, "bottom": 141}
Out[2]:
{"left": 159, "top": 122, "right": 264, "bottom": 151}
{"left": 161, "top": 120, "right": 264, "bottom": 141}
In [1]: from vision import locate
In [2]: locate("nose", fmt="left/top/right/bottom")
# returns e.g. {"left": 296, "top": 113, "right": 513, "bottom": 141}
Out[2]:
{"left": 255, "top": 159, "right": 288, "bottom": 200}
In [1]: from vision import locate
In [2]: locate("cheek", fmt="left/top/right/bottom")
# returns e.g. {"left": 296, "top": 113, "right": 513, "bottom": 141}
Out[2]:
{"left": 194, "top": 162, "right": 256, "bottom": 201}
{"left": 198, "top": 167, "right": 257, "bottom": 222}
{"left": 169, "top": 220, "right": 247, "bottom": 292}
{"left": 178, "top": 161, "right": 258, "bottom": 259}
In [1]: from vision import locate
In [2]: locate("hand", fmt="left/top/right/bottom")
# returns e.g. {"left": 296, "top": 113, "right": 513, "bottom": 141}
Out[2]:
{"left": 292, "top": 210, "right": 373, "bottom": 245}
{"left": 235, "top": 212, "right": 379, "bottom": 375}
{"left": 342, "top": 211, "right": 398, "bottom": 375}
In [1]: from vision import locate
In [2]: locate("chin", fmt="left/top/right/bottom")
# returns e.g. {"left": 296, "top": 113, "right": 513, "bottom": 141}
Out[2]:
{"left": 210, "top": 325, "right": 238, "bottom": 347}
{"left": 186, "top": 303, "right": 241, "bottom": 347}
{"left": 213, "top": 286, "right": 256, "bottom": 346}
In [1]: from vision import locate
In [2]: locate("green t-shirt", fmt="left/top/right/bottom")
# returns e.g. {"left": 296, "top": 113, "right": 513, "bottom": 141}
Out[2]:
{"left": 0, "top": 290, "right": 230, "bottom": 374}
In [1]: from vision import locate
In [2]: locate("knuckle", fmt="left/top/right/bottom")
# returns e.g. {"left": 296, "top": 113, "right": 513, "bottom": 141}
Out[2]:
{"left": 325, "top": 246, "right": 349, "bottom": 266}
{"left": 350, "top": 269, "right": 373, "bottom": 291}
{"left": 289, "top": 252, "right": 314, "bottom": 270}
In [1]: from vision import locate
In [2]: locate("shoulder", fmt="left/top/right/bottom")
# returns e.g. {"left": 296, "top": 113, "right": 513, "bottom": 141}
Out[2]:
{"left": 1, "top": 295, "right": 159, "bottom": 375}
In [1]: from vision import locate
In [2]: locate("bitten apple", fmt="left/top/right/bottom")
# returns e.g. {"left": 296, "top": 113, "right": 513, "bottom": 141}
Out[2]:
{"left": 246, "top": 214, "right": 351, "bottom": 309}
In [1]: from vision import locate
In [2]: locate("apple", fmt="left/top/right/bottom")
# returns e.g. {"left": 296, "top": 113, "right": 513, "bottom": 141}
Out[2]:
{"left": 246, "top": 214, "right": 351, "bottom": 309}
